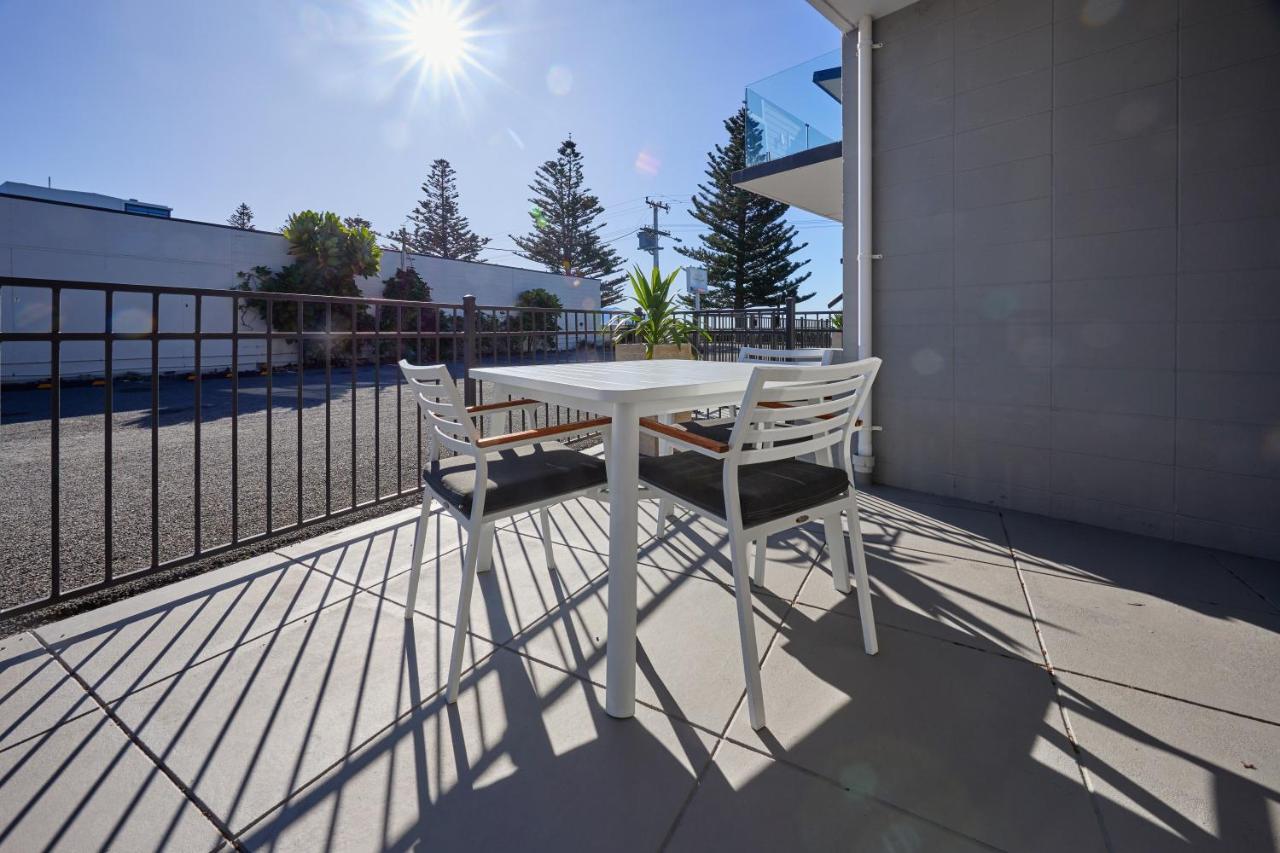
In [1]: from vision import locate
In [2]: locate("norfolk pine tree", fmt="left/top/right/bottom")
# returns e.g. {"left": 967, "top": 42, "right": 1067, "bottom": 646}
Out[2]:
{"left": 510, "top": 138, "right": 625, "bottom": 306}
{"left": 677, "top": 106, "right": 812, "bottom": 310}
{"left": 227, "top": 203, "right": 254, "bottom": 229}
{"left": 408, "top": 158, "right": 489, "bottom": 261}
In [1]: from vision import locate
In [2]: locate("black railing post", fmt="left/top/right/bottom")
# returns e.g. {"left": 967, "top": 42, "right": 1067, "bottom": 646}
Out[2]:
{"left": 784, "top": 296, "right": 796, "bottom": 349}
{"left": 462, "top": 293, "right": 477, "bottom": 407}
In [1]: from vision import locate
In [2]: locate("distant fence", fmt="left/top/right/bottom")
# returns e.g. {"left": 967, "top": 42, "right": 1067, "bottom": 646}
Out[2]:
{"left": 0, "top": 276, "right": 837, "bottom": 615}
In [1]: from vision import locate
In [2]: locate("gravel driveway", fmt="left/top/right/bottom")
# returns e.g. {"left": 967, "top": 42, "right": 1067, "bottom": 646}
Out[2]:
{"left": 0, "top": 363, "right": 603, "bottom": 613}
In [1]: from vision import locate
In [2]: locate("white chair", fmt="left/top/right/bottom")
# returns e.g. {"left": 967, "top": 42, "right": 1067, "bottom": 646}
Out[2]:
{"left": 400, "top": 361, "right": 611, "bottom": 702}
{"left": 678, "top": 347, "right": 838, "bottom": 446}
{"left": 661, "top": 346, "right": 846, "bottom": 534}
{"left": 639, "top": 357, "right": 881, "bottom": 731}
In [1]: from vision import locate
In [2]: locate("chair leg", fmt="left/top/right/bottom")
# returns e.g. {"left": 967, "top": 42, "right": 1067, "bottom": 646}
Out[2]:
{"left": 539, "top": 506, "right": 556, "bottom": 570}
{"left": 729, "top": 529, "right": 766, "bottom": 730}
{"left": 824, "top": 512, "right": 851, "bottom": 595}
{"left": 447, "top": 523, "right": 485, "bottom": 702}
{"left": 404, "top": 495, "right": 433, "bottom": 619}
{"left": 655, "top": 497, "right": 673, "bottom": 537}
{"left": 474, "top": 522, "right": 496, "bottom": 574}
{"left": 752, "top": 537, "right": 767, "bottom": 587}
{"left": 846, "top": 491, "right": 878, "bottom": 655}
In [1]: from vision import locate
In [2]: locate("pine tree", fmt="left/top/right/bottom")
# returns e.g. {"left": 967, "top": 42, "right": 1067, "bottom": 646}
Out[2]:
{"left": 227, "top": 202, "right": 254, "bottom": 229}
{"left": 510, "top": 138, "right": 625, "bottom": 306}
{"left": 343, "top": 215, "right": 378, "bottom": 238}
{"left": 677, "top": 107, "right": 813, "bottom": 309}
{"left": 408, "top": 159, "right": 489, "bottom": 261}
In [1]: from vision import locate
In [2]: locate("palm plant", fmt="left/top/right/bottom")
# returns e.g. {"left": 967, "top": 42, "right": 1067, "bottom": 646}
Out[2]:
{"left": 618, "top": 265, "right": 710, "bottom": 359}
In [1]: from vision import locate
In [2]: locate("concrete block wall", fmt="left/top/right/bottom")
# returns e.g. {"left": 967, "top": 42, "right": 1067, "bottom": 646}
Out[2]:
{"left": 1, "top": 195, "right": 601, "bottom": 380}
{"left": 870, "top": 0, "right": 1280, "bottom": 559}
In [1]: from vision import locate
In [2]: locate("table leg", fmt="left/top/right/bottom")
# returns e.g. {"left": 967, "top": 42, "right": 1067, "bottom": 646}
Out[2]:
{"left": 655, "top": 412, "right": 674, "bottom": 536}
{"left": 605, "top": 401, "right": 640, "bottom": 719}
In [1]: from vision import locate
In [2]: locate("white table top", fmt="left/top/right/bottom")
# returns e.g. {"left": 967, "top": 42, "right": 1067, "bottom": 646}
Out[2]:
{"left": 470, "top": 360, "right": 759, "bottom": 405}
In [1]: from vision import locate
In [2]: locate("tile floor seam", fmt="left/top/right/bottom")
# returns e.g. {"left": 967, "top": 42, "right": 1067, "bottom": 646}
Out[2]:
{"left": 790, "top": 600, "right": 1049, "bottom": 668}
{"left": 1209, "top": 551, "right": 1280, "bottom": 614}
{"left": 63, "top": 577, "right": 375, "bottom": 706}
{"left": 0, "top": 638, "right": 101, "bottom": 753}
{"left": 0, "top": 707, "right": 102, "bottom": 755}
{"left": 52, "top": 539, "right": 473, "bottom": 713}
{"left": 708, "top": 725, "right": 1015, "bottom": 853}
{"left": 655, "top": 549, "right": 820, "bottom": 852}
{"left": 862, "top": 493, "right": 1002, "bottom": 516}
{"left": 751, "top": 592, "right": 1280, "bottom": 730}
{"left": 695, "top": 547, "right": 1010, "bottom": 853}
{"left": 997, "top": 511, "right": 1116, "bottom": 853}
{"left": 484, "top": 577, "right": 728, "bottom": 741}
{"left": 27, "top": 627, "right": 247, "bottom": 852}
{"left": 226, "top": 645, "right": 502, "bottom": 844}
{"left": 1013, "top": 562, "right": 1280, "bottom": 617}
{"left": 357, "top": 555, "right": 611, "bottom": 639}
{"left": 867, "top": 542, "right": 1019, "bottom": 571}
{"left": 1052, "top": 666, "right": 1280, "bottom": 728}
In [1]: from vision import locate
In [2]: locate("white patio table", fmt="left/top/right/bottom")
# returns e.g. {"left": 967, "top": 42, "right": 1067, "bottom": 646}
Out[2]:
{"left": 469, "top": 359, "right": 760, "bottom": 719}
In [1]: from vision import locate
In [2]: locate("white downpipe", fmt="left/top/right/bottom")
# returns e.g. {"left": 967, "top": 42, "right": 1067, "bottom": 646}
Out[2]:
{"left": 855, "top": 15, "right": 875, "bottom": 471}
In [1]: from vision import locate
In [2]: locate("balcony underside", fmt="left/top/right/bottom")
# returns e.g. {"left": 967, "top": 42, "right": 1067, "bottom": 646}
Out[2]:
{"left": 732, "top": 141, "right": 842, "bottom": 222}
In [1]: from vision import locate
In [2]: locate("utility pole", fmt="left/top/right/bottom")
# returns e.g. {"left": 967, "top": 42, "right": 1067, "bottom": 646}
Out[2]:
{"left": 638, "top": 197, "right": 673, "bottom": 269}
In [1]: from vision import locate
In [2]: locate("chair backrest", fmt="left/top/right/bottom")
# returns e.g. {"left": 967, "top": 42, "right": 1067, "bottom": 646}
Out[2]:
{"left": 398, "top": 360, "right": 480, "bottom": 459}
{"left": 726, "top": 357, "right": 880, "bottom": 474}
{"left": 738, "top": 346, "right": 837, "bottom": 366}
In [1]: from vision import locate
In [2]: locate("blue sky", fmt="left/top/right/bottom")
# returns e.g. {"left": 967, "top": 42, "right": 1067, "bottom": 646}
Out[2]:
{"left": 0, "top": 0, "right": 842, "bottom": 306}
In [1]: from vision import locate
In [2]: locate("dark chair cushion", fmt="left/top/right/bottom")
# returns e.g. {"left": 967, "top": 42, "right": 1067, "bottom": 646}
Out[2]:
{"left": 639, "top": 451, "right": 848, "bottom": 527}
{"left": 425, "top": 442, "right": 607, "bottom": 516}
{"left": 680, "top": 420, "right": 733, "bottom": 445}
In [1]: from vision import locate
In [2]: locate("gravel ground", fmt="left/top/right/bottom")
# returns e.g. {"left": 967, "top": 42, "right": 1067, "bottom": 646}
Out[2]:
{"left": 0, "top": 363, "right": 605, "bottom": 620}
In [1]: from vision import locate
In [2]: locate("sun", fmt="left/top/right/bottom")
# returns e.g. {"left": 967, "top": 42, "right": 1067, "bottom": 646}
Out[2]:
{"left": 400, "top": 0, "right": 471, "bottom": 74}
{"left": 381, "top": 0, "right": 489, "bottom": 97}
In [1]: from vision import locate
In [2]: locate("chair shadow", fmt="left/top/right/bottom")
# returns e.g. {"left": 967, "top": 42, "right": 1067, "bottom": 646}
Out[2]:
{"left": 4, "top": 492, "right": 1277, "bottom": 851}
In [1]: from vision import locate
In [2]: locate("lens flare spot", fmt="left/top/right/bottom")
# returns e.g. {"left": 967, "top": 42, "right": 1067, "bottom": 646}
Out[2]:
{"left": 910, "top": 348, "right": 944, "bottom": 376}
{"left": 546, "top": 64, "right": 573, "bottom": 96}
{"left": 1080, "top": 0, "right": 1123, "bottom": 27}
{"left": 634, "top": 149, "right": 661, "bottom": 176}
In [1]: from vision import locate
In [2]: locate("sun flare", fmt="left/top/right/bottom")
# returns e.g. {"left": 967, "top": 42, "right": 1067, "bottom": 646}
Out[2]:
{"left": 382, "top": 0, "right": 489, "bottom": 98}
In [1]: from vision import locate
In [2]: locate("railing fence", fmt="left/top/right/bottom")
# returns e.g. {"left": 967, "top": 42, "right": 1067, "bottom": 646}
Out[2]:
{"left": 0, "top": 276, "right": 836, "bottom": 615}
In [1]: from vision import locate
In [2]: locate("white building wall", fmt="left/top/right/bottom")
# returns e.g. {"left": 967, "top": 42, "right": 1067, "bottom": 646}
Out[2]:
{"left": 0, "top": 195, "right": 601, "bottom": 380}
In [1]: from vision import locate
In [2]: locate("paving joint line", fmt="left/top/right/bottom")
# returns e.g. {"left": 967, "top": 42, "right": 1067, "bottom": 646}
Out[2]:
{"left": 655, "top": 543, "right": 823, "bottom": 851}
{"left": 1209, "top": 551, "right": 1279, "bottom": 614}
{"left": 1013, "top": 561, "right": 1280, "bottom": 617}
{"left": 226, "top": 644, "right": 501, "bottom": 845}
{"left": 1052, "top": 666, "right": 1280, "bottom": 728}
{"left": 865, "top": 541, "right": 1020, "bottom": 570}
{"left": 790, "top": 600, "right": 1047, "bottom": 668}
{"left": 29, "top": 628, "right": 247, "bottom": 852}
{"left": 679, "top": 539, "right": 1009, "bottom": 853}
{"left": 997, "top": 511, "right": 1115, "bottom": 853}
{"left": 60, "top": 567, "right": 376, "bottom": 706}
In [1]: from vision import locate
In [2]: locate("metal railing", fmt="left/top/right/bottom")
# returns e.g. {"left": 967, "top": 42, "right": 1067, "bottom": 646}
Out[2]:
{"left": 0, "top": 277, "right": 839, "bottom": 615}
{"left": 0, "top": 276, "right": 628, "bottom": 615}
{"left": 684, "top": 297, "right": 840, "bottom": 360}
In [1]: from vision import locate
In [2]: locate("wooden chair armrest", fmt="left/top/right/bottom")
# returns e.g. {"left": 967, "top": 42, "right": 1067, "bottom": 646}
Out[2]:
{"left": 466, "top": 398, "right": 539, "bottom": 415}
{"left": 639, "top": 418, "right": 730, "bottom": 454}
{"left": 475, "top": 416, "right": 611, "bottom": 449}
